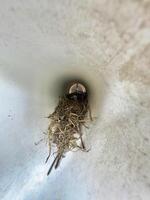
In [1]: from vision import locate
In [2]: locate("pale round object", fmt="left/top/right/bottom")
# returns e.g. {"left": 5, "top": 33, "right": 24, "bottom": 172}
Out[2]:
{"left": 69, "top": 83, "right": 86, "bottom": 94}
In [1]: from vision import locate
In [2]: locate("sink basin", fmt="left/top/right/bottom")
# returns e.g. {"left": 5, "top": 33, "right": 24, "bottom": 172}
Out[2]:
{"left": 0, "top": 1, "right": 150, "bottom": 200}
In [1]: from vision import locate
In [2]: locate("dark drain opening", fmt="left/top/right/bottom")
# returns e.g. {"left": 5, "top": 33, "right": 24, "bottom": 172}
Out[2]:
{"left": 58, "top": 77, "right": 89, "bottom": 95}
{"left": 68, "top": 82, "right": 86, "bottom": 94}
{"left": 66, "top": 82, "right": 88, "bottom": 102}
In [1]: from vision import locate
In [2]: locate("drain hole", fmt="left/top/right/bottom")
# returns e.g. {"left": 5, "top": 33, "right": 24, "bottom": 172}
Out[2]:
{"left": 65, "top": 81, "right": 88, "bottom": 102}
{"left": 69, "top": 83, "right": 86, "bottom": 94}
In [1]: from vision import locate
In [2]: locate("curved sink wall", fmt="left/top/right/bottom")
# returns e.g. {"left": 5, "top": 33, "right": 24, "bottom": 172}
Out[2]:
{"left": 0, "top": 1, "right": 150, "bottom": 200}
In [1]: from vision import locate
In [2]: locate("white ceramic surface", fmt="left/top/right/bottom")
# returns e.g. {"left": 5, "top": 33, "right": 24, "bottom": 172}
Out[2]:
{"left": 0, "top": 1, "right": 150, "bottom": 200}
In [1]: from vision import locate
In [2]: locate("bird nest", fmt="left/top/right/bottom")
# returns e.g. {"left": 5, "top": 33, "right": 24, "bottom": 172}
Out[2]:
{"left": 45, "top": 93, "right": 91, "bottom": 175}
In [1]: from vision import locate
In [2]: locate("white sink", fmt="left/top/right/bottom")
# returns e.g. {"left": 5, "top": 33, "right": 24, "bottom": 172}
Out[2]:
{"left": 0, "top": 1, "right": 150, "bottom": 200}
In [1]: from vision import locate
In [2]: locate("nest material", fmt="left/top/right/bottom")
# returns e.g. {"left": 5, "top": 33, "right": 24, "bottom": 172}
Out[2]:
{"left": 46, "top": 94, "right": 90, "bottom": 175}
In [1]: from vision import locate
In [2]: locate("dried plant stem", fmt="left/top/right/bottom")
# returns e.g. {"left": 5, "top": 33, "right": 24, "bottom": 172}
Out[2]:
{"left": 46, "top": 95, "right": 90, "bottom": 175}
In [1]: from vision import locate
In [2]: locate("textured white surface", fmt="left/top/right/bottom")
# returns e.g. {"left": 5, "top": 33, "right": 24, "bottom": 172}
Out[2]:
{"left": 0, "top": 0, "right": 150, "bottom": 200}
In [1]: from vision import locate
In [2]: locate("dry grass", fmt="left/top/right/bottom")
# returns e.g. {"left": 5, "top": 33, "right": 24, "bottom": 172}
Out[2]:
{"left": 46, "top": 94, "right": 91, "bottom": 175}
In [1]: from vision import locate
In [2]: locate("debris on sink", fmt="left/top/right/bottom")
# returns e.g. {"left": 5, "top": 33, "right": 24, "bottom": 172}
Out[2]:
{"left": 46, "top": 82, "right": 92, "bottom": 175}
